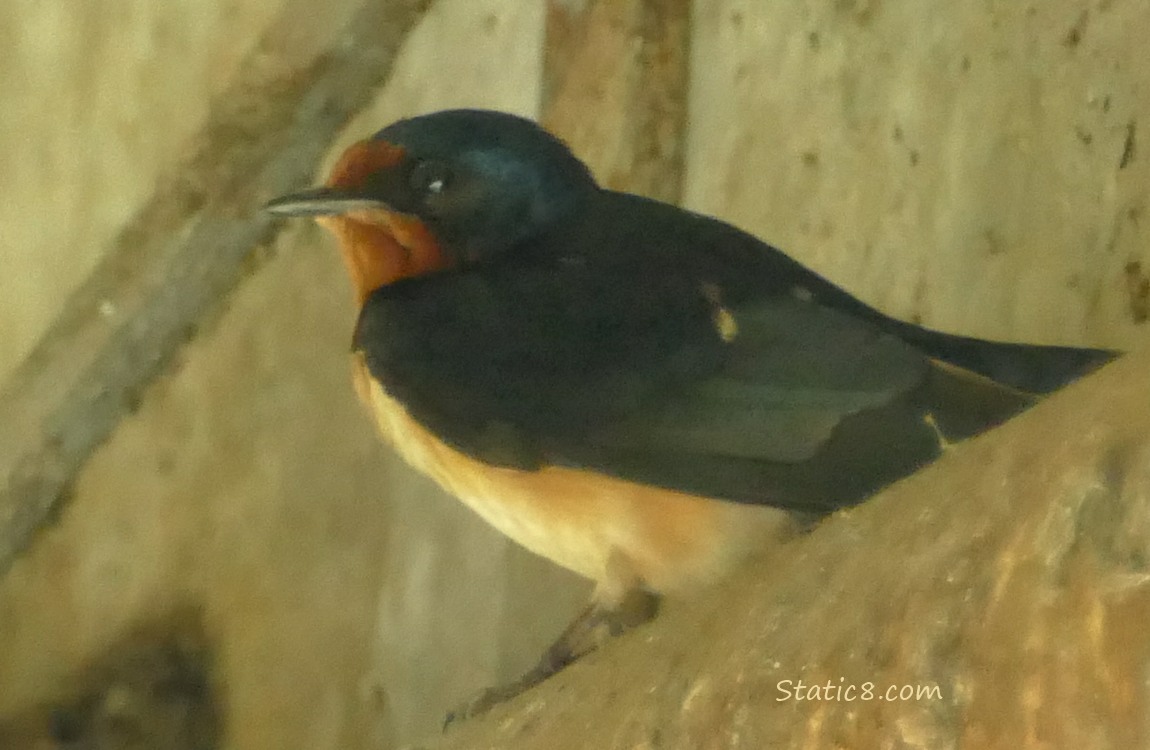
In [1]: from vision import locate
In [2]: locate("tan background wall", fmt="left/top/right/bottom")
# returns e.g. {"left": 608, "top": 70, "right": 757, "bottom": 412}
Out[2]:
{"left": 687, "top": 0, "right": 1145, "bottom": 345}
{"left": 0, "top": 0, "right": 1145, "bottom": 749}
{"left": 0, "top": 0, "right": 367, "bottom": 386}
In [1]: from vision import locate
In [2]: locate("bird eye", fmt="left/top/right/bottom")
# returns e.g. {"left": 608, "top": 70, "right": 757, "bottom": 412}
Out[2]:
{"left": 409, "top": 160, "right": 451, "bottom": 197}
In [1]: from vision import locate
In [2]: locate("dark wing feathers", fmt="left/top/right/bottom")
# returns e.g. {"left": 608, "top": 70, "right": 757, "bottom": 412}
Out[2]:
{"left": 354, "top": 190, "right": 1111, "bottom": 513}
{"left": 548, "top": 302, "right": 1039, "bottom": 511}
{"left": 607, "top": 193, "right": 1116, "bottom": 394}
{"left": 354, "top": 258, "right": 723, "bottom": 467}
{"left": 585, "top": 299, "right": 930, "bottom": 464}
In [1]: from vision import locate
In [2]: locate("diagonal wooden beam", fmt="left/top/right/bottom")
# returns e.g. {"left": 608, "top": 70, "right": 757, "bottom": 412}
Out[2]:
{"left": 0, "top": 0, "right": 433, "bottom": 579}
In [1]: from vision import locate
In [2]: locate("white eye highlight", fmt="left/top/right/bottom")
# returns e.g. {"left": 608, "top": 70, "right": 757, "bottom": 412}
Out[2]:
{"left": 409, "top": 160, "right": 452, "bottom": 198}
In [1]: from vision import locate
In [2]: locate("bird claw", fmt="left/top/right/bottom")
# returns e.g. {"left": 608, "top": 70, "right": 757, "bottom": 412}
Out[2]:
{"left": 441, "top": 591, "right": 660, "bottom": 731}
{"left": 442, "top": 687, "right": 498, "bottom": 730}
{"left": 442, "top": 642, "right": 570, "bottom": 729}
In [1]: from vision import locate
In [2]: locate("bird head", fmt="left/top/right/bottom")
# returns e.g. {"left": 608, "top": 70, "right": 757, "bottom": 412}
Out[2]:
{"left": 266, "top": 109, "right": 598, "bottom": 301}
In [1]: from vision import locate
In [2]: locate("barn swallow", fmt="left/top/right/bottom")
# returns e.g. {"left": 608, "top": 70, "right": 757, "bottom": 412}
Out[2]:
{"left": 267, "top": 109, "right": 1116, "bottom": 711}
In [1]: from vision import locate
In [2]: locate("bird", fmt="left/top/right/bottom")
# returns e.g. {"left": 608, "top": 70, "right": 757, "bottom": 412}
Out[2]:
{"left": 266, "top": 108, "right": 1116, "bottom": 713}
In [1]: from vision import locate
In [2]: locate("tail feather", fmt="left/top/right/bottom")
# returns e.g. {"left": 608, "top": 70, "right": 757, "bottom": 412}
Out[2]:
{"left": 921, "top": 359, "right": 1036, "bottom": 442}
{"left": 889, "top": 322, "right": 1117, "bottom": 394}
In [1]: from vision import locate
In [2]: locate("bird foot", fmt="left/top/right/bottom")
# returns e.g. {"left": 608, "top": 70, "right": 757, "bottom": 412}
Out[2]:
{"left": 443, "top": 589, "right": 659, "bottom": 729}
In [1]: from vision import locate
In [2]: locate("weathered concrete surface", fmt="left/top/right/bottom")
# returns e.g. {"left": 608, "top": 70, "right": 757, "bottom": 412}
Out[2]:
{"left": 429, "top": 345, "right": 1150, "bottom": 750}
{"left": 688, "top": 0, "right": 1148, "bottom": 347}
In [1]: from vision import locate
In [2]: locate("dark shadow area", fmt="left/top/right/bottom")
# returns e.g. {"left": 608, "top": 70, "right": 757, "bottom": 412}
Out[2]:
{"left": 0, "top": 608, "right": 222, "bottom": 750}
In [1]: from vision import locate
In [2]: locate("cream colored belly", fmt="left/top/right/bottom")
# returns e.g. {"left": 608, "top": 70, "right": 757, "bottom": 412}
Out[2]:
{"left": 352, "top": 356, "right": 792, "bottom": 594}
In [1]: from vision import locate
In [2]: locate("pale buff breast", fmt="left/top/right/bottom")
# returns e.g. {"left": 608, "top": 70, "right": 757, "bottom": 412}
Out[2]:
{"left": 350, "top": 355, "right": 794, "bottom": 595}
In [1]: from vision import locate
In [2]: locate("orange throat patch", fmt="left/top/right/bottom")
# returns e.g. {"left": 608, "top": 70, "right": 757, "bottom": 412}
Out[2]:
{"left": 318, "top": 210, "right": 451, "bottom": 303}
{"left": 319, "top": 138, "right": 454, "bottom": 302}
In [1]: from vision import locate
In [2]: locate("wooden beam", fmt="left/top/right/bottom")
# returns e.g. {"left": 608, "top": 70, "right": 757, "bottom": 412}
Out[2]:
{"left": 0, "top": 0, "right": 433, "bottom": 579}
{"left": 542, "top": 0, "right": 691, "bottom": 203}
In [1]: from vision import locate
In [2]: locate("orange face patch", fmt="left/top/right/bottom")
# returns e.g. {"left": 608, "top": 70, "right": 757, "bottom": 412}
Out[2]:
{"left": 326, "top": 139, "right": 407, "bottom": 190}
{"left": 320, "top": 139, "right": 454, "bottom": 301}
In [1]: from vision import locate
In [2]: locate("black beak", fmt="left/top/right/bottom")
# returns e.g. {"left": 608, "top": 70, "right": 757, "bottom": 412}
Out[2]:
{"left": 264, "top": 187, "right": 392, "bottom": 217}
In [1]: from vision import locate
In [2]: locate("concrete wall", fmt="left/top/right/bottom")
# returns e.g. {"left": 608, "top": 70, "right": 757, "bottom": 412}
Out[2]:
{"left": 0, "top": 0, "right": 1145, "bottom": 748}
{"left": 687, "top": 0, "right": 1146, "bottom": 345}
